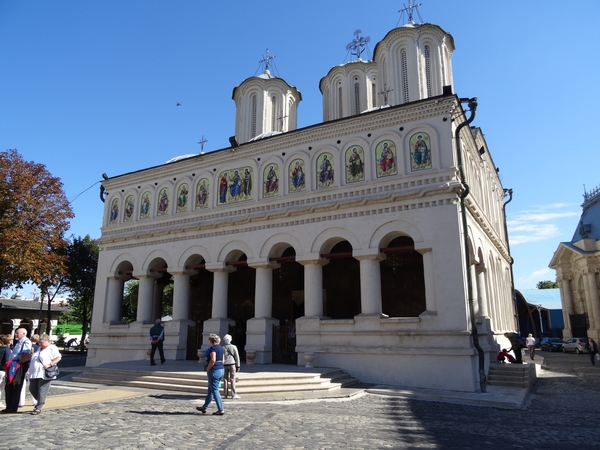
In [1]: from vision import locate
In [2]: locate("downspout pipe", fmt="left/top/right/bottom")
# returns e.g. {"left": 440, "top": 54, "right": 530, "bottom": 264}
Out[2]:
{"left": 454, "top": 97, "right": 487, "bottom": 393}
{"left": 502, "top": 188, "right": 519, "bottom": 331}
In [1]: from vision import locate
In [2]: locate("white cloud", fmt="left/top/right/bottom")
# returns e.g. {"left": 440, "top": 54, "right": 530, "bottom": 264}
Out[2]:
{"left": 507, "top": 204, "right": 579, "bottom": 245}
{"left": 519, "top": 268, "right": 552, "bottom": 287}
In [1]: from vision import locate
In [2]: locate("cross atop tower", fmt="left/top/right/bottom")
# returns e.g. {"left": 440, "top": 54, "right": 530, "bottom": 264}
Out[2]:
{"left": 399, "top": 1, "right": 424, "bottom": 24}
{"left": 379, "top": 84, "right": 394, "bottom": 106}
{"left": 198, "top": 135, "right": 208, "bottom": 155}
{"left": 259, "top": 49, "right": 276, "bottom": 72}
{"left": 346, "top": 29, "right": 371, "bottom": 60}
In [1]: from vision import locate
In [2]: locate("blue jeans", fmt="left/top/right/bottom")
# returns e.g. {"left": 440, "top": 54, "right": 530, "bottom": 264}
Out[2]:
{"left": 203, "top": 368, "right": 224, "bottom": 411}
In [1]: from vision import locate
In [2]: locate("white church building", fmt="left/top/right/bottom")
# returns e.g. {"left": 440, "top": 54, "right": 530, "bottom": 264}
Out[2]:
{"left": 89, "top": 17, "right": 516, "bottom": 392}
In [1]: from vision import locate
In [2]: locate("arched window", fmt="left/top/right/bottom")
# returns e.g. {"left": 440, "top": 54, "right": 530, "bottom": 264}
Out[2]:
{"left": 271, "top": 95, "right": 277, "bottom": 132}
{"left": 251, "top": 94, "right": 257, "bottom": 138}
{"left": 338, "top": 86, "right": 343, "bottom": 118}
{"left": 354, "top": 82, "right": 360, "bottom": 115}
{"left": 401, "top": 49, "right": 409, "bottom": 103}
{"left": 371, "top": 82, "right": 377, "bottom": 108}
{"left": 424, "top": 45, "right": 432, "bottom": 97}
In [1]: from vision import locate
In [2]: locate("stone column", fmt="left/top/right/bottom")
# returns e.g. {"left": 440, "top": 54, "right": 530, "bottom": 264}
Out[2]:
{"left": 134, "top": 272, "right": 159, "bottom": 323}
{"left": 171, "top": 270, "right": 193, "bottom": 321}
{"left": 246, "top": 261, "right": 280, "bottom": 364}
{"left": 201, "top": 264, "right": 235, "bottom": 350}
{"left": 300, "top": 260, "right": 325, "bottom": 317}
{"left": 586, "top": 268, "right": 600, "bottom": 330}
{"left": 557, "top": 270, "right": 574, "bottom": 338}
{"left": 354, "top": 251, "right": 384, "bottom": 315}
{"left": 415, "top": 246, "right": 437, "bottom": 313}
{"left": 475, "top": 262, "right": 489, "bottom": 318}
{"left": 106, "top": 276, "right": 126, "bottom": 323}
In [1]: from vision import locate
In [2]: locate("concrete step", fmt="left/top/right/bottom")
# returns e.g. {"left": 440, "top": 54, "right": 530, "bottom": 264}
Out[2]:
{"left": 71, "top": 366, "right": 358, "bottom": 395}
{"left": 487, "top": 364, "right": 535, "bottom": 389}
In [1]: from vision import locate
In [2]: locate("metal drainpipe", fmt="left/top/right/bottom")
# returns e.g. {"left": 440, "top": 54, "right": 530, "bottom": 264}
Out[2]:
{"left": 454, "top": 97, "right": 487, "bottom": 393}
{"left": 502, "top": 189, "right": 519, "bottom": 331}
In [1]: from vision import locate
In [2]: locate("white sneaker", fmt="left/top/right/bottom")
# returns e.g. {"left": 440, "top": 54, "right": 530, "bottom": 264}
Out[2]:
{"left": 233, "top": 395, "right": 241, "bottom": 399}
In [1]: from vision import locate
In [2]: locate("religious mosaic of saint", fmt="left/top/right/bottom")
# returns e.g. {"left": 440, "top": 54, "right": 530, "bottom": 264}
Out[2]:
{"left": 217, "top": 167, "right": 253, "bottom": 205}
{"left": 263, "top": 164, "right": 279, "bottom": 197}
{"left": 140, "top": 191, "right": 151, "bottom": 219}
{"left": 196, "top": 178, "right": 209, "bottom": 209}
{"left": 123, "top": 195, "right": 134, "bottom": 222}
{"left": 109, "top": 198, "right": 119, "bottom": 224}
{"left": 345, "top": 146, "right": 364, "bottom": 183}
{"left": 317, "top": 153, "right": 334, "bottom": 189}
{"left": 376, "top": 140, "right": 397, "bottom": 178}
{"left": 157, "top": 188, "right": 169, "bottom": 215}
{"left": 289, "top": 159, "right": 306, "bottom": 193}
{"left": 176, "top": 184, "right": 189, "bottom": 213}
{"left": 410, "top": 132, "right": 431, "bottom": 171}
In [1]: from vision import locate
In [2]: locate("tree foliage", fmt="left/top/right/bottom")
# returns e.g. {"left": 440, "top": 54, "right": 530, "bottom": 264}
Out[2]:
{"left": 64, "top": 235, "right": 99, "bottom": 351}
{"left": 536, "top": 280, "right": 559, "bottom": 289}
{"left": 0, "top": 149, "right": 74, "bottom": 292}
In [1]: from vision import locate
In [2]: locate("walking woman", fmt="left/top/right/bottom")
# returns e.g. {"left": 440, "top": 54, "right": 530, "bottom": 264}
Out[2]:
{"left": 28, "top": 334, "right": 61, "bottom": 415}
{"left": 585, "top": 337, "right": 598, "bottom": 366}
{"left": 196, "top": 333, "right": 225, "bottom": 415}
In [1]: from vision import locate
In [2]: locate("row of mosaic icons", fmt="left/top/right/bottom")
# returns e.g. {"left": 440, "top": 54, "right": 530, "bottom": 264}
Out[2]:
{"left": 109, "top": 133, "right": 431, "bottom": 224}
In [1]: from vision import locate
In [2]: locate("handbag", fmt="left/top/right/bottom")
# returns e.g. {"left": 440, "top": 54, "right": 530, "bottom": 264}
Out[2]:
{"left": 45, "top": 364, "right": 60, "bottom": 378}
{"left": 596, "top": 353, "right": 600, "bottom": 361}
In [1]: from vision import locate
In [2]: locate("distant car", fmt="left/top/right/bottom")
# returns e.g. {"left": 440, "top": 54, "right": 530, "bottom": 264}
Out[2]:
{"left": 562, "top": 337, "right": 588, "bottom": 354}
{"left": 540, "top": 337, "right": 565, "bottom": 352}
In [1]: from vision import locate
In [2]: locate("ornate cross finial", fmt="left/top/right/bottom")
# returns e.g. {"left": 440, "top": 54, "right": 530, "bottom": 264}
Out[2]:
{"left": 379, "top": 84, "right": 394, "bottom": 106}
{"left": 259, "top": 49, "right": 276, "bottom": 72}
{"left": 346, "top": 29, "right": 371, "bottom": 60}
{"left": 198, "top": 135, "right": 208, "bottom": 155}
{"left": 399, "top": 1, "right": 424, "bottom": 24}
{"left": 278, "top": 109, "right": 288, "bottom": 132}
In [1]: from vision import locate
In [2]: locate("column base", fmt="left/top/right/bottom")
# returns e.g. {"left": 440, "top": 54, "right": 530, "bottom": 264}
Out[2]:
{"left": 245, "top": 317, "right": 280, "bottom": 364}
{"left": 201, "top": 318, "right": 235, "bottom": 351}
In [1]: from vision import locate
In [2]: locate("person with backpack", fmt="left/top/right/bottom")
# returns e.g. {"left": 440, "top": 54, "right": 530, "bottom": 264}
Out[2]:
{"left": 504, "top": 332, "right": 525, "bottom": 364}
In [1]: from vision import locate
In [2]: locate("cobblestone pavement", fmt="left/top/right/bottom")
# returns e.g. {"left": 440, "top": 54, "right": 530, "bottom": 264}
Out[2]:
{"left": 3, "top": 351, "right": 600, "bottom": 450}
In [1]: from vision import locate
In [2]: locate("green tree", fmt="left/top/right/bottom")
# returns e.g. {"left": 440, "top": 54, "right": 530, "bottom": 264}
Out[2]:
{"left": 0, "top": 149, "right": 73, "bottom": 293}
{"left": 64, "top": 235, "right": 99, "bottom": 351}
{"left": 536, "top": 280, "right": 559, "bottom": 289}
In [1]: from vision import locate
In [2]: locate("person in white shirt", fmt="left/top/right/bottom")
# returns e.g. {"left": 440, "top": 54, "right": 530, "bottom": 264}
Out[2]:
{"left": 28, "top": 334, "right": 61, "bottom": 415}
{"left": 526, "top": 334, "right": 536, "bottom": 361}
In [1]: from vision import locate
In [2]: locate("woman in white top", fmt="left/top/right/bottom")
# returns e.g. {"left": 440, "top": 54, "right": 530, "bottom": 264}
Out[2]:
{"left": 28, "top": 334, "right": 61, "bottom": 415}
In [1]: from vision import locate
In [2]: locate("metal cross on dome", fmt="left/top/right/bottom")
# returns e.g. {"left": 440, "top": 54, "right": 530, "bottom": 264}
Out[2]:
{"left": 346, "top": 29, "right": 370, "bottom": 60}
{"left": 379, "top": 84, "right": 393, "bottom": 106}
{"left": 399, "top": 1, "right": 424, "bottom": 24}
{"left": 278, "top": 109, "right": 288, "bottom": 132}
{"left": 198, "top": 135, "right": 208, "bottom": 155}
{"left": 260, "top": 49, "right": 276, "bottom": 72}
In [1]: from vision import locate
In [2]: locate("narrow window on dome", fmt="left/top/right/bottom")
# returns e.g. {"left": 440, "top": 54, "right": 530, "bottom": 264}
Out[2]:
{"left": 251, "top": 94, "right": 257, "bottom": 138}
{"left": 401, "top": 49, "right": 409, "bottom": 103}
{"left": 424, "top": 45, "right": 432, "bottom": 98}
{"left": 271, "top": 95, "right": 277, "bottom": 131}
{"left": 354, "top": 83, "right": 360, "bottom": 115}
{"left": 338, "top": 86, "right": 343, "bottom": 118}
{"left": 372, "top": 83, "right": 377, "bottom": 108}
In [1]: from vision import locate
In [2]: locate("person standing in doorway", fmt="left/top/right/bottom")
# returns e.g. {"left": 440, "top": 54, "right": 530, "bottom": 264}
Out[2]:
{"left": 585, "top": 337, "right": 598, "bottom": 366}
{"left": 526, "top": 334, "right": 536, "bottom": 361}
{"left": 222, "top": 334, "right": 241, "bottom": 399}
{"left": 196, "top": 333, "right": 225, "bottom": 415}
{"left": 149, "top": 319, "right": 165, "bottom": 366}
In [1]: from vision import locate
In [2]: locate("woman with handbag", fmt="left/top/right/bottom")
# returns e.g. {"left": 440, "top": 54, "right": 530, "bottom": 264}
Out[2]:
{"left": 585, "top": 337, "right": 598, "bottom": 366}
{"left": 196, "top": 333, "right": 225, "bottom": 415}
{"left": 28, "top": 334, "right": 61, "bottom": 415}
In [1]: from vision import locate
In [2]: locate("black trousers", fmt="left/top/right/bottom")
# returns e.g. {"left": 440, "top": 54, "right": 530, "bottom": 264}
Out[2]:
{"left": 4, "top": 362, "right": 28, "bottom": 411}
{"left": 150, "top": 340, "right": 165, "bottom": 363}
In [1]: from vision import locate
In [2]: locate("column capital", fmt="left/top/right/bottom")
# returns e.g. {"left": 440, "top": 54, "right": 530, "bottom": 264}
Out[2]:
{"left": 169, "top": 268, "right": 196, "bottom": 276}
{"left": 204, "top": 262, "right": 236, "bottom": 273}
{"left": 296, "top": 255, "right": 329, "bottom": 267}
{"left": 414, "top": 244, "right": 433, "bottom": 255}
{"left": 132, "top": 270, "right": 162, "bottom": 280}
{"left": 247, "top": 259, "right": 280, "bottom": 270}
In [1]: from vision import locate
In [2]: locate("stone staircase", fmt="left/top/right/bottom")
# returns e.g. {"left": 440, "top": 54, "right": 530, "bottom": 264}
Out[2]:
{"left": 487, "top": 363, "right": 536, "bottom": 389}
{"left": 71, "top": 367, "right": 359, "bottom": 396}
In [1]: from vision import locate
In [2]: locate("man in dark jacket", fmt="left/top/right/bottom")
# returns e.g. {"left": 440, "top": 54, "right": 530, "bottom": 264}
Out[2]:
{"left": 149, "top": 319, "right": 165, "bottom": 366}
{"left": 504, "top": 332, "right": 524, "bottom": 364}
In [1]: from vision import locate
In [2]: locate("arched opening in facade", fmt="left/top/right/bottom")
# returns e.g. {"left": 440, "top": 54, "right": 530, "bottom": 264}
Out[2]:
{"left": 380, "top": 236, "right": 426, "bottom": 317}
{"left": 322, "top": 240, "right": 361, "bottom": 319}
{"left": 227, "top": 253, "right": 254, "bottom": 359}
{"left": 146, "top": 258, "right": 172, "bottom": 323}
{"left": 188, "top": 258, "right": 213, "bottom": 358}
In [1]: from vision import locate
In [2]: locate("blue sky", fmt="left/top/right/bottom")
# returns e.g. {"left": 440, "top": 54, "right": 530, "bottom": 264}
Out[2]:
{"left": 2, "top": 0, "right": 599, "bottom": 297}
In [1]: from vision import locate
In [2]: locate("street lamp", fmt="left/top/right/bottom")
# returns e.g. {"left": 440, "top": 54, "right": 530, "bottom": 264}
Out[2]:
{"left": 536, "top": 304, "right": 544, "bottom": 334}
